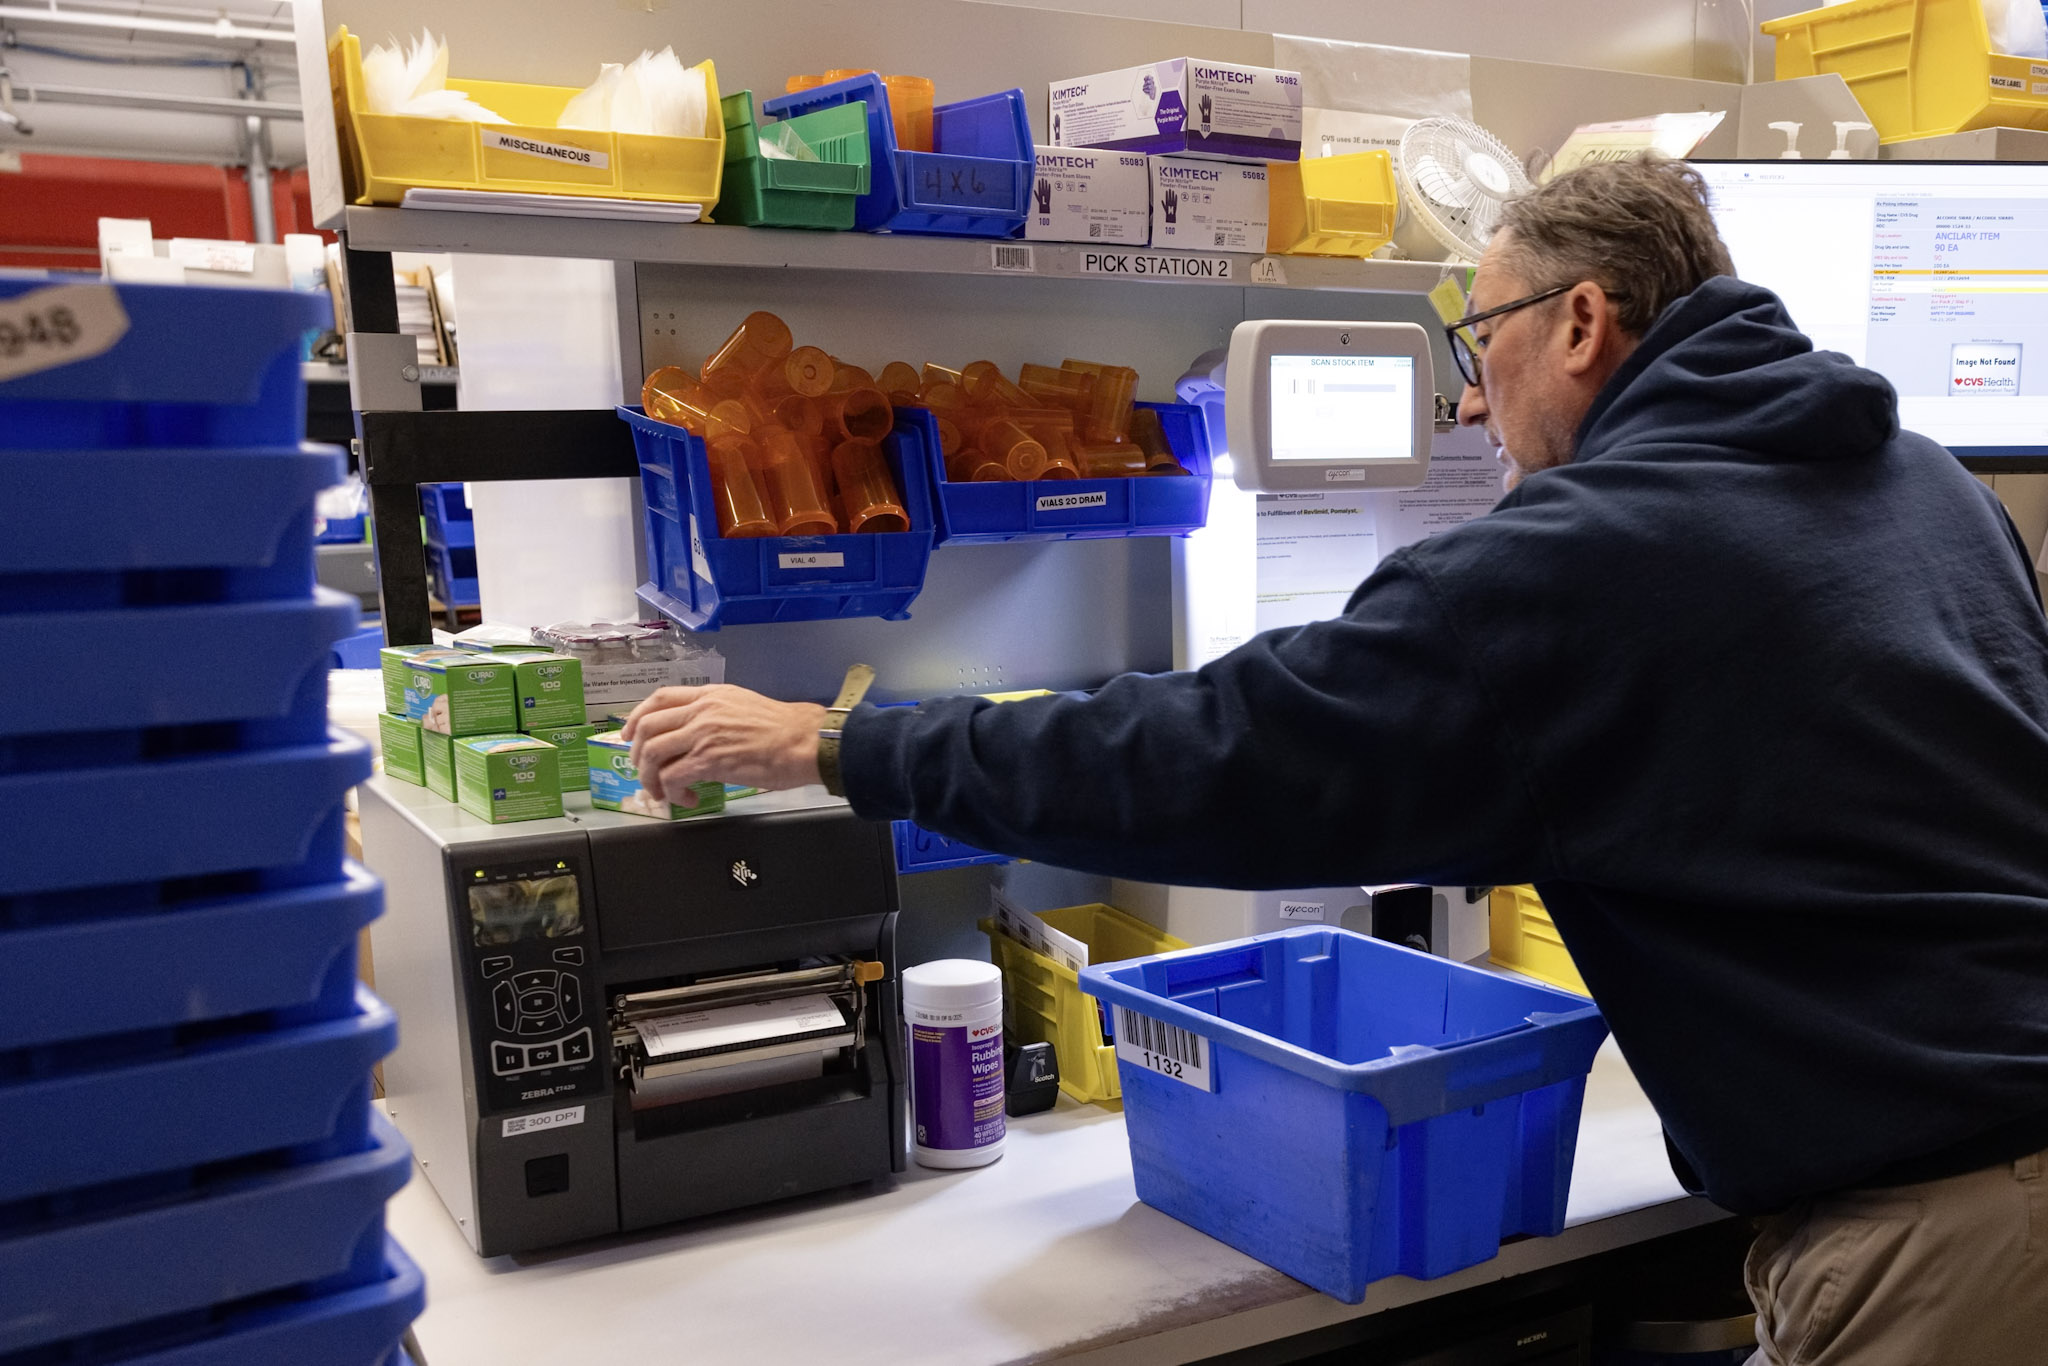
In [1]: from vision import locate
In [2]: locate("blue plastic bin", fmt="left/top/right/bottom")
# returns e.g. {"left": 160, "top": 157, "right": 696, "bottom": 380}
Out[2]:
{"left": 420, "top": 481, "right": 474, "bottom": 549}
{"left": 0, "top": 730, "right": 368, "bottom": 896}
{"left": 926, "top": 401, "right": 1215, "bottom": 544}
{"left": 0, "top": 1113, "right": 411, "bottom": 1356}
{"left": 426, "top": 540, "right": 480, "bottom": 607}
{"left": 623, "top": 404, "right": 939, "bottom": 630}
{"left": 891, "top": 820, "right": 1010, "bottom": 873}
{"left": 1, "top": 589, "right": 357, "bottom": 740}
{"left": 331, "top": 620, "right": 385, "bottom": 671}
{"left": 0, "top": 985, "right": 395, "bottom": 1204}
{"left": 0, "top": 445, "right": 339, "bottom": 611}
{"left": 0, "top": 863, "right": 380, "bottom": 1052}
{"left": 763, "top": 76, "right": 1032, "bottom": 236}
{"left": 1080, "top": 928, "right": 1609, "bottom": 1302}
{"left": 317, "top": 513, "right": 367, "bottom": 545}
{"left": 0, "top": 277, "right": 329, "bottom": 451}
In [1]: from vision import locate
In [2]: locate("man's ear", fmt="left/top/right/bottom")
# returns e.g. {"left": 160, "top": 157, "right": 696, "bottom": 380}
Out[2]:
{"left": 1560, "top": 282, "right": 1614, "bottom": 377}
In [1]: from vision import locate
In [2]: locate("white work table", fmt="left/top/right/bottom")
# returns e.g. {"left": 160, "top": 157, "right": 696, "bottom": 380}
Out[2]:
{"left": 389, "top": 1037, "right": 1725, "bottom": 1366}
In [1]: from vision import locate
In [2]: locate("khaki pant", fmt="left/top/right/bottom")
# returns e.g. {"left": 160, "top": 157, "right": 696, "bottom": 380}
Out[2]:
{"left": 1744, "top": 1146, "right": 2048, "bottom": 1365}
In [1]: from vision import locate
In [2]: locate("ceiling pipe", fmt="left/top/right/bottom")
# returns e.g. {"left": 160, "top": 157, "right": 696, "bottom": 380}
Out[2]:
{"left": 0, "top": 4, "right": 295, "bottom": 46}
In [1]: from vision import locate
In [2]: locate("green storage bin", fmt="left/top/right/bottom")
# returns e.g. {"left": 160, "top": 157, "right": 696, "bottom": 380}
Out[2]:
{"left": 716, "top": 90, "right": 870, "bottom": 229}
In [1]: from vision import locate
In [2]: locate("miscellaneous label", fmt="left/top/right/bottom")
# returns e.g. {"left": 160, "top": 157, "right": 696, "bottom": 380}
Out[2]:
{"left": 1080, "top": 250, "right": 1233, "bottom": 279}
{"left": 1992, "top": 75, "right": 2026, "bottom": 92}
{"left": 1114, "top": 1005, "right": 1213, "bottom": 1090}
{"left": 0, "top": 282, "right": 130, "bottom": 383}
{"left": 1250, "top": 256, "right": 1287, "bottom": 285}
{"left": 1036, "top": 489, "right": 1109, "bottom": 512}
{"left": 501, "top": 1104, "right": 586, "bottom": 1137}
{"left": 990, "top": 243, "right": 1037, "bottom": 272}
{"left": 482, "top": 130, "right": 610, "bottom": 170}
{"left": 1277, "top": 900, "right": 1326, "bottom": 921}
{"left": 777, "top": 551, "right": 845, "bottom": 570}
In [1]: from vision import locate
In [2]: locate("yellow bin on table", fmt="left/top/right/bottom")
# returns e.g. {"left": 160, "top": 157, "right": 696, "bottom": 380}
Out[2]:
{"left": 981, "top": 903, "right": 1186, "bottom": 1107}
{"left": 1488, "top": 885, "right": 1589, "bottom": 997}
{"left": 1266, "top": 149, "right": 1399, "bottom": 258}
{"left": 329, "top": 26, "right": 726, "bottom": 208}
{"left": 1761, "top": 0, "right": 2048, "bottom": 143}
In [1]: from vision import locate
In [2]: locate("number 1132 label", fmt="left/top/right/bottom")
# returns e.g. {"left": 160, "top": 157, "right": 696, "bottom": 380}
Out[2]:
{"left": 1114, "top": 1005, "right": 1214, "bottom": 1091}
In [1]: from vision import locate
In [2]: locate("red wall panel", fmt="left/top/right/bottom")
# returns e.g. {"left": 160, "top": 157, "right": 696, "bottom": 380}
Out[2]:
{"left": 0, "top": 155, "right": 332, "bottom": 270}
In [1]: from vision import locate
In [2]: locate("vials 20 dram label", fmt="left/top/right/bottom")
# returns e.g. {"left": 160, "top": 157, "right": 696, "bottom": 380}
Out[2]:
{"left": 1036, "top": 490, "right": 1108, "bottom": 512}
{"left": 1114, "top": 1005, "right": 1213, "bottom": 1091}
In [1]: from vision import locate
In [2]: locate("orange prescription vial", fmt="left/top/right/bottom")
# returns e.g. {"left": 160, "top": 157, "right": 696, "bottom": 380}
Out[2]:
{"left": 706, "top": 436, "right": 778, "bottom": 539}
{"left": 643, "top": 366, "right": 721, "bottom": 434}
{"left": 751, "top": 426, "right": 839, "bottom": 536}
{"left": 1018, "top": 362, "right": 1095, "bottom": 414}
{"left": 704, "top": 311, "right": 794, "bottom": 388}
{"left": 1063, "top": 359, "right": 1138, "bottom": 443}
{"left": 961, "top": 360, "right": 1033, "bottom": 410}
{"left": 831, "top": 439, "right": 910, "bottom": 533}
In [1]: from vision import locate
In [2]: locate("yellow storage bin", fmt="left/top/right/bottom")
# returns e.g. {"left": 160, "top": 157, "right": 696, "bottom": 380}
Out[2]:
{"left": 980, "top": 903, "right": 1186, "bottom": 1107}
{"left": 1488, "top": 885, "right": 1589, "bottom": 997}
{"left": 1265, "top": 150, "right": 1399, "bottom": 258}
{"left": 329, "top": 27, "right": 725, "bottom": 208}
{"left": 1761, "top": 0, "right": 2048, "bottom": 144}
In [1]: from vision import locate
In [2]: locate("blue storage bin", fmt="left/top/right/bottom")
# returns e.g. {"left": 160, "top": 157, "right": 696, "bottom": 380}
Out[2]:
{"left": 317, "top": 513, "right": 366, "bottom": 546}
{"left": 0, "top": 863, "right": 379, "bottom": 1052}
{"left": 1080, "top": 927, "right": 1609, "bottom": 1303}
{"left": 764, "top": 76, "right": 1032, "bottom": 236}
{"left": 0, "top": 445, "right": 339, "bottom": 612}
{"left": 926, "top": 401, "right": 1215, "bottom": 544}
{"left": 420, "top": 481, "right": 474, "bottom": 548}
{"left": 426, "top": 540, "right": 479, "bottom": 607}
{"left": 0, "top": 277, "right": 329, "bottom": 451}
{"left": 623, "top": 404, "right": 938, "bottom": 631}
{"left": 330, "top": 621, "right": 385, "bottom": 671}
{"left": 0, "top": 1113, "right": 411, "bottom": 1357}
{"left": 0, "top": 985, "right": 394, "bottom": 1205}
{"left": 891, "top": 820, "right": 1010, "bottom": 873}
{"left": 1, "top": 588, "right": 357, "bottom": 740}
{"left": 0, "top": 730, "right": 368, "bottom": 897}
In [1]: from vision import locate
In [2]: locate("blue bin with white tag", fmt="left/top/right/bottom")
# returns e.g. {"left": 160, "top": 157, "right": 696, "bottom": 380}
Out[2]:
{"left": 1080, "top": 927, "right": 1608, "bottom": 1302}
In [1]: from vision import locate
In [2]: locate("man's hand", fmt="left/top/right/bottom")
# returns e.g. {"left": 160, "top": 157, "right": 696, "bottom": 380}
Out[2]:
{"left": 621, "top": 685, "right": 828, "bottom": 805}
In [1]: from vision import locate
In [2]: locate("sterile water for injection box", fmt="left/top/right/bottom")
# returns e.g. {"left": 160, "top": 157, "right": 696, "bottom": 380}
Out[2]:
{"left": 1050, "top": 58, "right": 1301, "bottom": 163}
{"left": 1024, "top": 147, "right": 1151, "bottom": 243}
{"left": 1150, "top": 156, "right": 1269, "bottom": 252}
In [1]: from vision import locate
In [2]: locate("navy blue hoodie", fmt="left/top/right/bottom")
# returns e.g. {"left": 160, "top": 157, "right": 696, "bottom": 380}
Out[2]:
{"left": 843, "top": 278, "right": 2048, "bottom": 1215}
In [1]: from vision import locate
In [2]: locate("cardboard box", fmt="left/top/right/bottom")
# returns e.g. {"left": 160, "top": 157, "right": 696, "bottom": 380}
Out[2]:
{"left": 453, "top": 734, "right": 564, "bottom": 824}
{"left": 1023, "top": 146, "right": 1151, "bottom": 243}
{"left": 422, "top": 727, "right": 456, "bottom": 800}
{"left": 379, "top": 712, "right": 425, "bottom": 786}
{"left": 526, "top": 721, "right": 597, "bottom": 791}
{"left": 1150, "top": 156, "right": 1269, "bottom": 252}
{"left": 587, "top": 730, "right": 726, "bottom": 820}
{"left": 514, "top": 653, "right": 586, "bottom": 731}
{"left": 407, "top": 654, "right": 519, "bottom": 736}
{"left": 1050, "top": 58, "right": 1301, "bottom": 163}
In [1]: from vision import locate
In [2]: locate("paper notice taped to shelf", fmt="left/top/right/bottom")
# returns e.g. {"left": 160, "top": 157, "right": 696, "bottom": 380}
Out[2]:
{"left": 632, "top": 993, "right": 848, "bottom": 1060}
{"left": 1367, "top": 422, "right": 1501, "bottom": 554}
{"left": 0, "top": 282, "right": 129, "bottom": 383}
{"left": 1255, "top": 489, "right": 1378, "bottom": 634}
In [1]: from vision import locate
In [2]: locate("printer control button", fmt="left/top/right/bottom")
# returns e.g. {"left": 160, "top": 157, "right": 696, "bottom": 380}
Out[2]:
{"left": 513, "top": 970, "right": 557, "bottom": 993}
{"left": 492, "top": 1043, "right": 525, "bottom": 1075}
{"left": 562, "top": 1029, "right": 593, "bottom": 1062}
{"left": 552, "top": 947, "right": 584, "bottom": 966}
{"left": 521, "top": 1011, "right": 565, "bottom": 1036}
{"left": 480, "top": 956, "right": 514, "bottom": 978}
{"left": 517, "top": 989, "right": 556, "bottom": 1016}
{"left": 558, "top": 975, "right": 582, "bottom": 1023}
{"left": 527, "top": 1043, "right": 561, "bottom": 1068}
{"left": 493, "top": 982, "right": 518, "bottom": 1032}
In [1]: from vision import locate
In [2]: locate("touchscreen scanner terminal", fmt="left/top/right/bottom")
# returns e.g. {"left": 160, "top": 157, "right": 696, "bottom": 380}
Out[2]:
{"left": 1224, "top": 320, "right": 1434, "bottom": 492}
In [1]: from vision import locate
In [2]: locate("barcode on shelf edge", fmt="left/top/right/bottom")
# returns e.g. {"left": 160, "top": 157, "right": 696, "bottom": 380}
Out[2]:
{"left": 990, "top": 243, "right": 1036, "bottom": 272}
{"left": 1114, "top": 1004, "right": 1213, "bottom": 1090}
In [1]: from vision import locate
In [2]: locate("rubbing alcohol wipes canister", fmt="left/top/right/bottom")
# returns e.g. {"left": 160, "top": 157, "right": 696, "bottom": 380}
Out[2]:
{"left": 903, "top": 959, "right": 1006, "bottom": 1168}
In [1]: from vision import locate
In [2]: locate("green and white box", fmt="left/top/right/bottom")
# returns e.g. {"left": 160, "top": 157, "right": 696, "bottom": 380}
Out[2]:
{"left": 379, "top": 645, "right": 452, "bottom": 714}
{"left": 422, "top": 727, "right": 456, "bottom": 800}
{"left": 454, "top": 734, "right": 564, "bottom": 823}
{"left": 587, "top": 730, "right": 726, "bottom": 820}
{"left": 379, "top": 712, "right": 425, "bottom": 786}
{"left": 525, "top": 721, "right": 597, "bottom": 791}
{"left": 407, "top": 655, "right": 519, "bottom": 736}
{"left": 514, "top": 653, "right": 586, "bottom": 731}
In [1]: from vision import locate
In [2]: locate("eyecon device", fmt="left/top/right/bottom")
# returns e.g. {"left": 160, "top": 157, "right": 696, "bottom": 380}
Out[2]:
{"left": 1224, "top": 320, "right": 1434, "bottom": 491}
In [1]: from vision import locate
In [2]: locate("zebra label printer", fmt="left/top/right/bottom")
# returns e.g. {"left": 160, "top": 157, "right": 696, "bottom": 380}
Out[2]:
{"left": 360, "top": 776, "right": 906, "bottom": 1256}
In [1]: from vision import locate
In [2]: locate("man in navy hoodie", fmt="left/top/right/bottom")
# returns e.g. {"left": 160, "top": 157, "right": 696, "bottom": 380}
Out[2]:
{"left": 625, "top": 158, "right": 2048, "bottom": 1362}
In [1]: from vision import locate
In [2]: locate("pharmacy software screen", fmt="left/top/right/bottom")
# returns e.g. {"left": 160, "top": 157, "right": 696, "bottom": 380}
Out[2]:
{"left": 1693, "top": 161, "right": 2048, "bottom": 460}
{"left": 1268, "top": 354, "right": 1416, "bottom": 462}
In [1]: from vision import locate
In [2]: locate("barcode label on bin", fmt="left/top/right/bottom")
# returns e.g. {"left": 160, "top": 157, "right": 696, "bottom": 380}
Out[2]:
{"left": 1115, "top": 1006, "right": 1213, "bottom": 1091}
{"left": 990, "top": 244, "right": 1036, "bottom": 273}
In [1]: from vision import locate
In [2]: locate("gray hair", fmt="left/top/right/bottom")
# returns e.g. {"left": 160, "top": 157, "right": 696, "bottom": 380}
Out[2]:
{"left": 1495, "top": 155, "right": 1735, "bottom": 335}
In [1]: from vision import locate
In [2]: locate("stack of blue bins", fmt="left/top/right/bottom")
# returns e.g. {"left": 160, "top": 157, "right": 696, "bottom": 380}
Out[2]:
{"left": 419, "top": 482, "right": 479, "bottom": 609}
{"left": 0, "top": 275, "right": 423, "bottom": 1365}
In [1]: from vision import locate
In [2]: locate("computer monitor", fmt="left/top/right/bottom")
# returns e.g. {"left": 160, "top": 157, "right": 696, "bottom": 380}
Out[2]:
{"left": 1223, "top": 320, "right": 1435, "bottom": 491}
{"left": 1692, "top": 160, "right": 2048, "bottom": 468}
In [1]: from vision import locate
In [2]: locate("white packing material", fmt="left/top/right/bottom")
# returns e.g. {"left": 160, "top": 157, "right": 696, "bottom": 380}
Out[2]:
{"left": 1984, "top": 0, "right": 2048, "bottom": 58}
{"left": 557, "top": 47, "right": 708, "bottom": 138}
{"left": 361, "top": 31, "right": 508, "bottom": 123}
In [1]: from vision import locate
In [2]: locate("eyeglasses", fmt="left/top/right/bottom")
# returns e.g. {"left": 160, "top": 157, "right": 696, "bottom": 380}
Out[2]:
{"left": 1442, "top": 283, "right": 1575, "bottom": 388}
